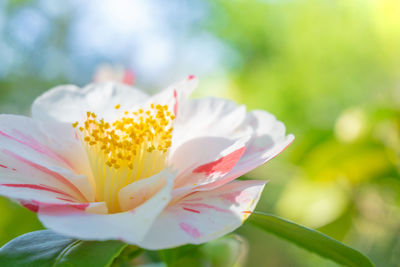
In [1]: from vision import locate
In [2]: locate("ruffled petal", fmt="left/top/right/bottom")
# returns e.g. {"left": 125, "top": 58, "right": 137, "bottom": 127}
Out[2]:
{"left": 0, "top": 184, "right": 80, "bottom": 208}
{"left": 172, "top": 97, "right": 250, "bottom": 151}
{"left": 168, "top": 97, "right": 254, "bottom": 196}
{"left": 32, "top": 82, "right": 149, "bottom": 123}
{"left": 18, "top": 200, "right": 106, "bottom": 214}
{"left": 139, "top": 180, "right": 266, "bottom": 249}
{"left": 222, "top": 110, "right": 294, "bottom": 183}
{"left": 171, "top": 100, "right": 293, "bottom": 193}
{"left": 118, "top": 169, "right": 177, "bottom": 211}
{"left": 170, "top": 135, "right": 249, "bottom": 200}
{"left": 149, "top": 75, "right": 198, "bottom": 117}
{"left": 37, "top": 172, "right": 175, "bottom": 244}
{"left": 0, "top": 115, "right": 93, "bottom": 202}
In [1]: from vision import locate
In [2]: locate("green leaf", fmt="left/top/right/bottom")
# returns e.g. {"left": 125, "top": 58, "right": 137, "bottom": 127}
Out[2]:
{"left": 248, "top": 212, "right": 374, "bottom": 267}
{"left": 159, "top": 244, "right": 203, "bottom": 267}
{"left": 200, "top": 234, "right": 248, "bottom": 267}
{"left": 157, "top": 235, "right": 247, "bottom": 267}
{"left": 111, "top": 245, "right": 143, "bottom": 266}
{"left": 0, "top": 230, "right": 127, "bottom": 267}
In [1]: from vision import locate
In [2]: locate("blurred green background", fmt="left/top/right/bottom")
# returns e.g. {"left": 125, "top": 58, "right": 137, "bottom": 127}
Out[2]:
{"left": 0, "top": 0, "right": 399, "bottom": 266}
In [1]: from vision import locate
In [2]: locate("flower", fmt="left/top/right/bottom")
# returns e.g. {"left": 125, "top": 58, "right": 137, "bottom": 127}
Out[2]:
{"left": 93, "top": 64, "right": 135, "bottom": 85}
{"left": 0, "top": 76, "right": 293, "bottom": 249}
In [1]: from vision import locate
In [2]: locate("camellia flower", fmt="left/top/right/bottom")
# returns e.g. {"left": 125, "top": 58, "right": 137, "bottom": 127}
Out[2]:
{"left": 0, "top": 76, "right": 293, "bottom": 249}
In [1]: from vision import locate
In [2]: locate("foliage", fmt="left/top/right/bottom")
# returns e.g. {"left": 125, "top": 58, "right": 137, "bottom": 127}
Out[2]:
{"left": 0, "top": 230, "right": 127, "bottom": 267}
{"left": 248, "top": 212, "right": 373, "bottom": 267}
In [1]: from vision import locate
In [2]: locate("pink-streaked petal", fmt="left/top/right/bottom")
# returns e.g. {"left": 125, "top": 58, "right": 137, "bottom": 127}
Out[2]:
{"left": 2, "top": 183, "right": 72, "bottom": 198}
{"left": 0, "top": 149, "right": 87, "bottom": 202}
{"left": 37, "top": 120, "right": 92, "bottom": 176}
{"left": 171, "top": 98, "right": 293, "bottom": 192}
{"left": 93, "top": 65, "right": 135, "bottom": 86}
{"left": 119, "top": 169, "right": 177, "bottom": 211}
{"left": 36, "top": 121, "right": 94, "bottom": 201}
{"left": 0, "top": 115, "right": 74, "bottom": 170}
{"left": 0, "top": 182, "right": 95, "bottom": 214}
{"left": 0, "top": 115, "right": 93, "bottom": 202}
{"left": 192, "top": 146, "right": 246, "bottom": 176}
{"left": 149, "top": 75, "right": 198, "bottom": 116}
{"left": 170, "top": 136, "right": 242, "bottom": 178}
{"left": 0, "top": 115, "right": 93, "bottom": 199}
{"left": 171, "top": 135, "right": 250, "bottom": 200}
{"left": 0, "top": 184, "right": 76, "bottom": 205}
{"left": 32, "top": 83, "right": 149, "bottom": 123}
{"left": 37, "top": 173, "right": 175, "bottom": 244}
{"left": 139, "top": 180, "right": 266, "bottom": 249}
{"left": 222, "top": 110, "right": 294, "bottom": 183}
{"left": 20, "top": 200, "right": 107, "bottom": 214}
{"left": 175, "top": 110, "right": 294, "bottom": 194}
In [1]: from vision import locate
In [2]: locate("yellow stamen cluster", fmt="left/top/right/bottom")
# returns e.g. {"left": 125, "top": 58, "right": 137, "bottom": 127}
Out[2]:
{"left": 72, "top": 103, "right": 175, "bottom": 213}
{"left": 73, "top": 103, "right": 174, "bottom": 170}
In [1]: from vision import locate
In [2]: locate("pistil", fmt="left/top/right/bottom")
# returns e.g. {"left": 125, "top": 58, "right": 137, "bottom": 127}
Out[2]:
{"left": 73, "top": 103, "right": 174, "bottom": 212}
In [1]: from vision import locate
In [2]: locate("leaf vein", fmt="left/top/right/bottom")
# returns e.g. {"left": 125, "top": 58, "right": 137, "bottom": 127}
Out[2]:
{"left": 53, "top": 239, "right": 82, "bottom": 267}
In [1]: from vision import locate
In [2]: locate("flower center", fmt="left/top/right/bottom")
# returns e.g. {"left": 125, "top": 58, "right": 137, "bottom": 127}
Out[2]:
{"left": 73, "top": 103, "right": 174, "bottom": 213}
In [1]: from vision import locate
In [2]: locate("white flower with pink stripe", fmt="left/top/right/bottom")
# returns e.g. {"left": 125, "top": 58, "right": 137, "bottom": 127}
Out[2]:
{"left": 0, "top": 76, "right": 293, "bottom": 249}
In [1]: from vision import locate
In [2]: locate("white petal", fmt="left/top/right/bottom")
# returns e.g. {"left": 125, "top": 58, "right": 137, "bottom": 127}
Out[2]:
{"left": 32, "top": 82, "right": 149, "bottom": 123}
{"left": 168, "top": 97, "right": 255, "bottom": 195}
{"left": 118, "top": 169, "right": 177, "bottom": 211}
{"left": 172, "top": 102, "right": 293, "bottom": 192}
{"left": 36, "top": 120, "right": 94, "bottom": 200}
{"left": 170, "top": 135, "right": 249, "bottom": 201}
{"left": 37, "top": 172, "right": 175, "bottom": 244}
{"left": 0, "top": 184, "right": 81, "bottom": 207}
{"left": 149, "top": 75, "right": 198, "bottom": 116}
{"left": 139, "top": 180, "right": 266, "bottom": 250}
{"left": 223, "top": 110, "right": 294, "bottom": 182}
{"left": 0, "top": 115, "right": 93, "bottom": 202}
{"left": 170, "top": 136, "right": 243, "bottom": 179}
{"left": 36, "top": 120, "right": 91, "bottom": 175}
{"left": 172, "top": 97, "right": 250, "bottom": 151}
